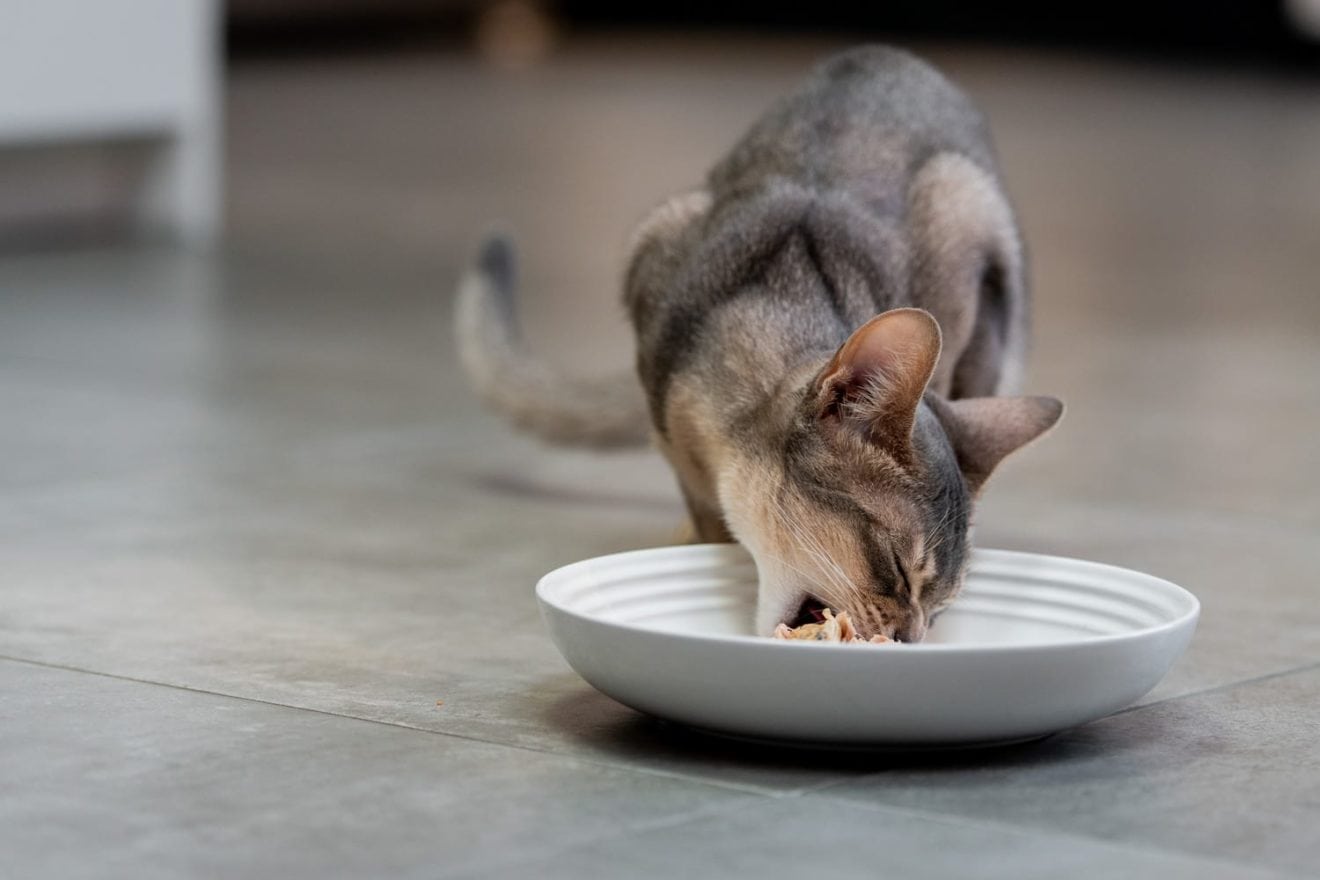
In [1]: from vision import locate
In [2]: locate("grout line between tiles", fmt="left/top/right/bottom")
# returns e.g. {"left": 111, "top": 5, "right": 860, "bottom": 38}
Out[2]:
{"left": 0, "top": 652, "right": 794, "bottom": 799}
{"left": 442, "top": 775, "right": 1303, "bottom": 880}
{"left": 803, "top": 792, "right": 1305, "bottom": 880}
{"left": 793, "top": 656, "right": 1320, "bottom": 806}
{"left": 435, "top": 797, "right": 761, "bottom": 880}
{"left": 1107, "top": 657, "right": 1320, "bottom": 718}
{"left": 7, "top": 647, "right": 1320, "bottom": 869}
{"left": 776, "top": 657, "right": 1320, "bottom": 878}
{"left": 1, "top": 653, "right": 776, "bottom": 878}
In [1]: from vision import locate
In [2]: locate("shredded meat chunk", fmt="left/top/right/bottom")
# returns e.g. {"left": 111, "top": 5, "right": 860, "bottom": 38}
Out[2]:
{"left": 772, "top": 608, "right": 891, "bottom": 644}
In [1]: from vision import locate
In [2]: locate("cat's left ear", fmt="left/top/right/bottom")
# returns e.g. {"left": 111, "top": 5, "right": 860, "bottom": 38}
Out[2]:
{"left": 816, "top": 308, "right": 942, "bottom": 457}
{"left": 936, "top": 395, "right": 1064, "bottom": 495}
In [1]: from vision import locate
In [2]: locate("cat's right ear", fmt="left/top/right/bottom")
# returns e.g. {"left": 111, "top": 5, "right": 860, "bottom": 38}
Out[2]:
{"left": 815, "top": 308, "right": 943, "bottom": 459}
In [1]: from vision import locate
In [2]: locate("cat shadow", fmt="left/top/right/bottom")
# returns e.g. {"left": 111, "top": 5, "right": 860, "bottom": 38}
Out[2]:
{"left": 540, "top": 680, "right": 1209, "bottom": 779}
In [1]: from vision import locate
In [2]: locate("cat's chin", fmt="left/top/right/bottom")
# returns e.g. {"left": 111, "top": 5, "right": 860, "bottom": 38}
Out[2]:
{"left": 755, "top": 585, "right": 827, "bottom": 637}
{"left": 787, "top": 595, "right": 830, "bottom": 628}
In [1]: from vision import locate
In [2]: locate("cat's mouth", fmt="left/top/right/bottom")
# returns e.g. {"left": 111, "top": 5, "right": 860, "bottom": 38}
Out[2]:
{"left": 787, "top": 595, "right": 831, "bottom": 628}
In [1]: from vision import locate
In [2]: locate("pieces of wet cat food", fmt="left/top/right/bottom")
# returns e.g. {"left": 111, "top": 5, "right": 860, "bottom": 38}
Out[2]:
{"left": 772, "top": 608, "right": 891, "bottom": 644}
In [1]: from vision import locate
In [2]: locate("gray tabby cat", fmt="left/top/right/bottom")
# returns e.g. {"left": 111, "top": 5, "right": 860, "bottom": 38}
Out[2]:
{"left": 456, "top": 46, "right": 1063, "bottom": 642}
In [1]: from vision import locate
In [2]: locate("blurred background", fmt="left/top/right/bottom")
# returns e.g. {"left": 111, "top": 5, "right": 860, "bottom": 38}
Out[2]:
{"left": 4, "top": 0, "right": 1317, "bottom": 529}
{"left": 5, "top": 5, "right": 1320, "bottom": 874}
{"left": 4, "top": 1, "right": 1320, "bottom": 251}
{"left": 3, "top": 0, "right": 1320, "bottom": 740}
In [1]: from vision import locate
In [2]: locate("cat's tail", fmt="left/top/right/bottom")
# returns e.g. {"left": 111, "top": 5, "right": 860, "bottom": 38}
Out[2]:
{"left": 453, "top": 235, "right": 653, "bottom": 449}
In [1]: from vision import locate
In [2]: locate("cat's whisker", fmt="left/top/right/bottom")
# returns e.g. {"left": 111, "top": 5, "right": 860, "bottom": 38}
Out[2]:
{"left": 759, "top": 546, "right": 851, "bottom": 613}
{"left": 769, "top": 504, "right": 847, "bottom": 607}
{"left": 790, "top": 508, "right": 861, "bottom": 598}
{"left": 772, "top": 499, "right": 862, "bottom": 609}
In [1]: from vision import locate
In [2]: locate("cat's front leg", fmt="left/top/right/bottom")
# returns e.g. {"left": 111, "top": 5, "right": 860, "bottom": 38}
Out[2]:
{"left": 680, "top": 487, "right": 734, "bottom": 544}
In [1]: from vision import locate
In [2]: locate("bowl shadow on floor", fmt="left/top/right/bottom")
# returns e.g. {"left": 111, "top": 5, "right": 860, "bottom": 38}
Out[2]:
{"left": 539, "top": 680, "right": 1207, "bottom": 778}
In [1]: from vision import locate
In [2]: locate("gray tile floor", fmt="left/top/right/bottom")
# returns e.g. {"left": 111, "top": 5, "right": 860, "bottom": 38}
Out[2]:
{"left": 2, "top": 35, "right": 1318, "bottom": 878}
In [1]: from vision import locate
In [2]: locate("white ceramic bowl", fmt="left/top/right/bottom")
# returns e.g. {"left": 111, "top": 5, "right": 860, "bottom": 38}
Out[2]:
{"left": 537, "top": 544, "right": 1199, "bottom": 748}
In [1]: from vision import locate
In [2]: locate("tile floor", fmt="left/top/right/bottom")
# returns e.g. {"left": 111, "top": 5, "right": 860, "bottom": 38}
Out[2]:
{"left": 1, "top": 35, "right": 1317, "bottom": 878}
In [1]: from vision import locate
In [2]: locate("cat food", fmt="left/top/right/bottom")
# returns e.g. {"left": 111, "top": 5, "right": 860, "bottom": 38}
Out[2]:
{"left": 773, "top": 608, "right": 891, "bottom": 644}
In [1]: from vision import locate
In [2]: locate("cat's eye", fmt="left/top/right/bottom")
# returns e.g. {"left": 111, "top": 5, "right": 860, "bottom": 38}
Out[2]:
{"left": 892, "top": 553, "right": 912, "bottom": 595}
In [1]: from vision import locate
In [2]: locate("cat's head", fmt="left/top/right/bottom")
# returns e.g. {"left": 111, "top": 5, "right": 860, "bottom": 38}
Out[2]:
{"left": 722, "top": 308, "right": 1062, "bottom": 642}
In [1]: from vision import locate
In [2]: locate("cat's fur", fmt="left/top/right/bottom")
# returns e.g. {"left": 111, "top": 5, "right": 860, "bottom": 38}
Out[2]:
{"left": 456, "top": 46, "right": 1063, "bottom": 642}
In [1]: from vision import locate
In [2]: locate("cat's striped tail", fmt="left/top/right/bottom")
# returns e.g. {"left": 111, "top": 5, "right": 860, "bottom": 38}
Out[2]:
{"left": 453, "top": 235, "right": 653, "bottom": 449}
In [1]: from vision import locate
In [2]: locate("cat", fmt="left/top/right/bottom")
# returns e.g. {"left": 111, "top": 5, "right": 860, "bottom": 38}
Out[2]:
{"left": 455, "top": 46, "right": 1063, "bottom": 642}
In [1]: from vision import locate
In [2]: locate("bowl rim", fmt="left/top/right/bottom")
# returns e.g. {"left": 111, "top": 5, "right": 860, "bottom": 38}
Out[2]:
{"left": 535, "top": 543, "right": 1201, "bottom": 655}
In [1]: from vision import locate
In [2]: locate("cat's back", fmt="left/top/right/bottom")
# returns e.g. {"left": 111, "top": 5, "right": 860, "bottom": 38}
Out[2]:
{"left": 710, "top": 46, "right": 997, "bottom": 199}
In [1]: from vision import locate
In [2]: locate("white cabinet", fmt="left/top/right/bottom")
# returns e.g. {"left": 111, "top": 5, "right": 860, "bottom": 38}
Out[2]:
{"left": 0, "top": 0, "right": 222, "bottom": 244}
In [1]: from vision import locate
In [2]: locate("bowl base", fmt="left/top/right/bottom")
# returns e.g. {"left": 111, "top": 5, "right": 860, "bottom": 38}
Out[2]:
{"left": 672, "top": 720, "right": 1057, "bottom": 753}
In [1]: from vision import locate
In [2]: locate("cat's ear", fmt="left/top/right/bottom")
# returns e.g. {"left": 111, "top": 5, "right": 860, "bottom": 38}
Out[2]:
{"left": 816, "top": 308, "right": 942, "bottom": 455}
{"left": 938, "top": 395, "right": 1064, "bottom": 495}
{"left": 627, "top": 190, "right": 712, "bottom": 257}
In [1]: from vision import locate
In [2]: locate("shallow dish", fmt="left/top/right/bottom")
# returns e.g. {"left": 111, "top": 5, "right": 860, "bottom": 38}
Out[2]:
{"left": 536, "top": 544, "right": 1199, "bottom": 747}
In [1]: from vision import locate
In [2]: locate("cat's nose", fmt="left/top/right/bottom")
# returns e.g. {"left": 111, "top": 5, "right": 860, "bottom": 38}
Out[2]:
{"left": 895, "top": 618, "right": 927, "bottom": 643}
